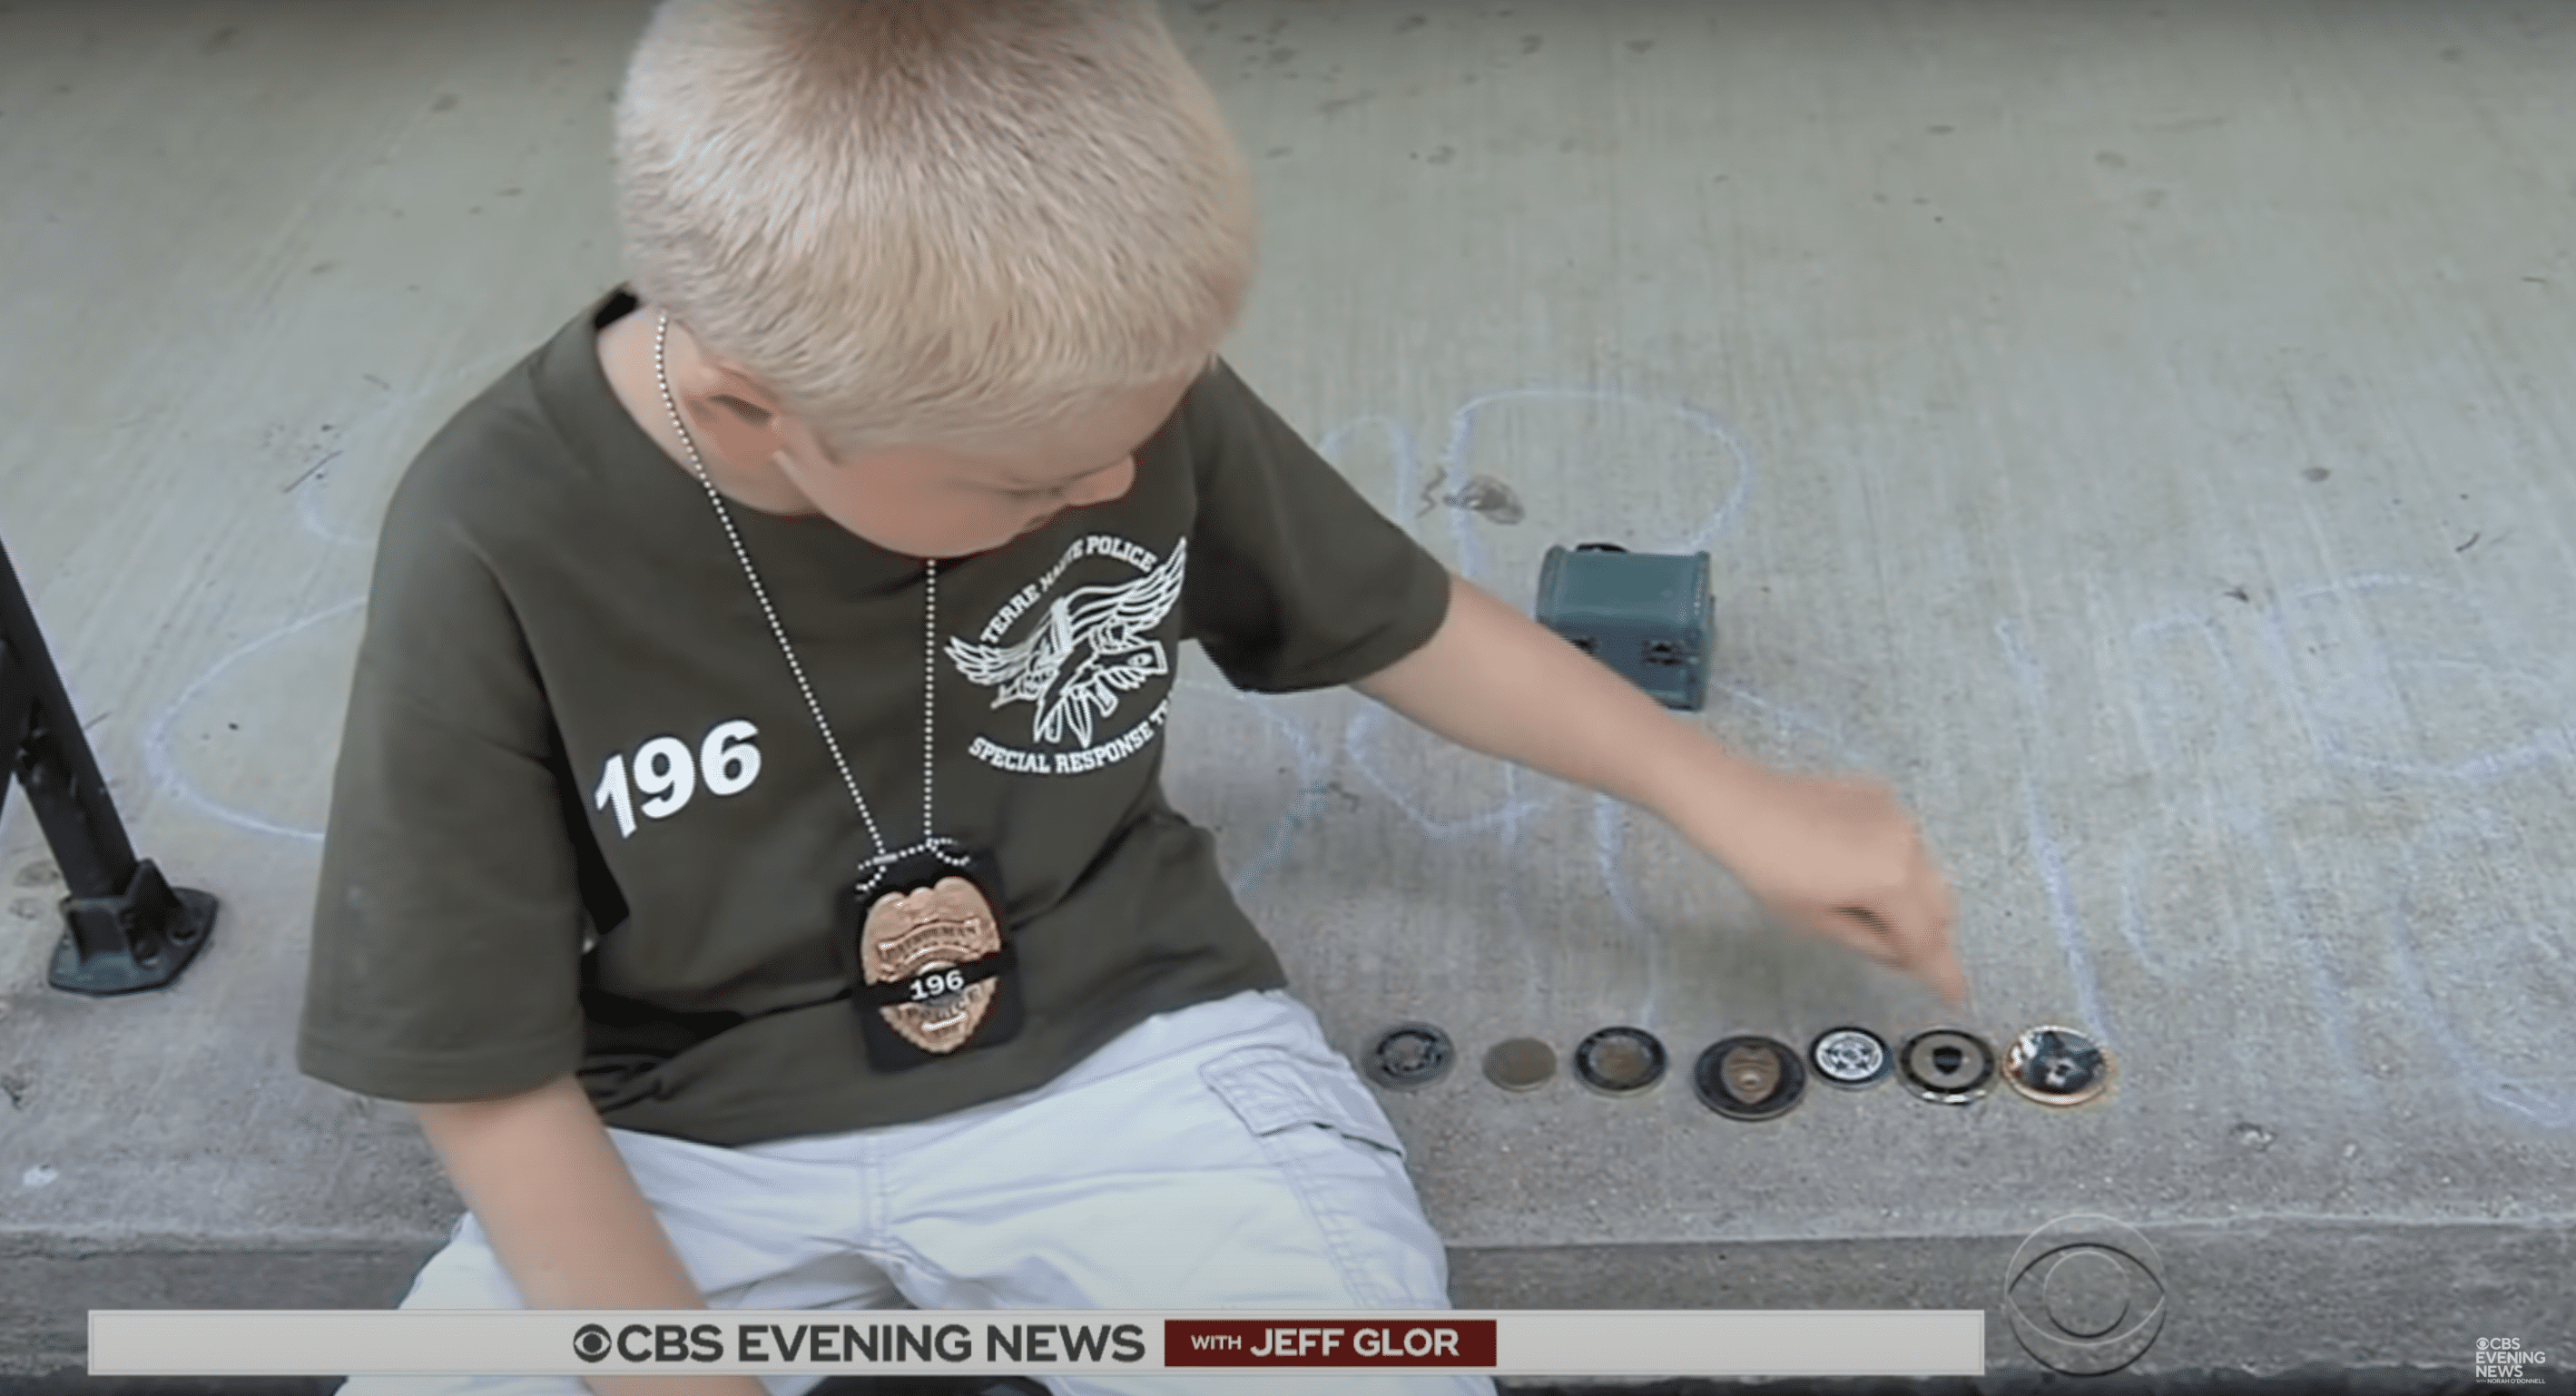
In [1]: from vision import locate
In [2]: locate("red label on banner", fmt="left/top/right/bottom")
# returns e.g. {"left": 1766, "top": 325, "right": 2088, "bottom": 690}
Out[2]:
{"left": 1163, "top": 1320, "right": 1498, "bottom": 1367}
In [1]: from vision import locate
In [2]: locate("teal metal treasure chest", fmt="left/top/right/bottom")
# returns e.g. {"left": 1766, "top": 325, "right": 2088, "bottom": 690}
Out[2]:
{"left": 1534, "top": 543, "right": 1713, "bottom": 711}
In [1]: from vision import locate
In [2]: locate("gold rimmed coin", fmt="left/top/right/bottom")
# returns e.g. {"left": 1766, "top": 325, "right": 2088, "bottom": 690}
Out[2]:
{"left": 2003, "top": 1025, "right": 2111, "bottom": 1106}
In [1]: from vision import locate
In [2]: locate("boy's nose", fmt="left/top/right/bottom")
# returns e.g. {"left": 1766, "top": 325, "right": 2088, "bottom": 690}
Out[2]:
{"left": 1064, "top": 457, "right": 1136, "bottom": 507}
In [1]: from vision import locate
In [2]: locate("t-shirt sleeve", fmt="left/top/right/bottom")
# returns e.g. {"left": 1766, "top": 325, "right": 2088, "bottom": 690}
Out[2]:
{"left": 296, "top": 466, "right": 588, "bottom": 1104}
{"left": 1178, "top": 358, "right": 1451, "bottom": 693}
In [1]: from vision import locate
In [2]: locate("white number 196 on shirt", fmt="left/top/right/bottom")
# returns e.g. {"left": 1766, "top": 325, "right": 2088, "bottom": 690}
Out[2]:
{"left": 593, "top": 719, "right": 762, "bottom": 838}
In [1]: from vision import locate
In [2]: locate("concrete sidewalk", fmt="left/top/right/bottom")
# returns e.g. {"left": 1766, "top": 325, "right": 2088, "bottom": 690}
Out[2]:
{"left": 3, "top": 0, "right": 2571, "bottom": 1389}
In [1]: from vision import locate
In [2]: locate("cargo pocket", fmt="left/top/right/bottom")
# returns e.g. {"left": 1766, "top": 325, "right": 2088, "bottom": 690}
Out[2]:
{"left": 1202, "top": 1043, "right": 1406, "bottom": 1155}
{"left": 1199, "top": 1044, "right": 1450, "bottom": 1309}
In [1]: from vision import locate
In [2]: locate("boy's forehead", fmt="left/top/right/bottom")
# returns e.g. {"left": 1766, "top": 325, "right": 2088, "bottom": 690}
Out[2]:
{"left": 950, "top": 375, "right": 1195, "bottom": 482}
{"left": 964, "top": 425, "right": 1158, "bottom": 488}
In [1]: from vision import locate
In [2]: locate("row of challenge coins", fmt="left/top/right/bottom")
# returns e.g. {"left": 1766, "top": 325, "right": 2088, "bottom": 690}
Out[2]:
{"left": 1361, "top": 1022, "right": 2111, "bottom": 1118}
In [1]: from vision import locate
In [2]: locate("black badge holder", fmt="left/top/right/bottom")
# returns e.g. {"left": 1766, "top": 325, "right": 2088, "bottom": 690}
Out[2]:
{"left": 1534, "top": 543, "right": 1715, "bottom": 711}
{"left": 834, "top": 845, "right": 1024, "bottom": 1072}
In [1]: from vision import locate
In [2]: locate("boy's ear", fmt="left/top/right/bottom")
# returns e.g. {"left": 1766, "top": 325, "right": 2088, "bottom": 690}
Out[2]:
{"left": 711, "top": 366, "right": 785, "bottom": 419}
{"left": 681, "top": 370, "right": 793, "bottom": 469}
{"left": 709, "top": 395, "right": 773, "bottom": 429}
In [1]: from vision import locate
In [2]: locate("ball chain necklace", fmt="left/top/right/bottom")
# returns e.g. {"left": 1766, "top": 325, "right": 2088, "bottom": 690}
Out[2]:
{"left": 653, "top": 310, "right": 1017, "bottom": 1067}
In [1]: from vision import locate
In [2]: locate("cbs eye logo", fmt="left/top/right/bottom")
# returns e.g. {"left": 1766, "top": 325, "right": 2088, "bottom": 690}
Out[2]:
{"left": 572, "top": 1324, "right": 613, "bottom": 1362}
{"left": 2003, "top": 1215, "right": 2168, "bottom": 1376}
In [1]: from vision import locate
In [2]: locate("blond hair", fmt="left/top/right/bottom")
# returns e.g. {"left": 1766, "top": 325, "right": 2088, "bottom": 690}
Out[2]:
{"left": 613, "top": 0, "right": 1255, "bottom": 456}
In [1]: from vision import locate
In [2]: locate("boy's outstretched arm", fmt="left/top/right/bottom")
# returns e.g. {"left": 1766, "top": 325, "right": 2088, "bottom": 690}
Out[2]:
{"left": 1353, "top": 573, "right": 1970, "bottom": 1008}
{"left": 412, "top": 1075, "right": 771, "bottom": 1396}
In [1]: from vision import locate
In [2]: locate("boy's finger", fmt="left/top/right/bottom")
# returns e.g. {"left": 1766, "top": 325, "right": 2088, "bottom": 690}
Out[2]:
{"left": 1922, "top": 884, "right": 1968, "bottom": 1008}
{"left": 1804, "top": 909, "right": 1884, "bottom": 967}
{"left": 1834, "top": 905, "right": 1909, "bottom": 963}
{"left": 1838, "top": 904, "right": 1968, "bottom": 1008}
{"left": 1907, "top": 910, "right": 1969, "bottom": 1009}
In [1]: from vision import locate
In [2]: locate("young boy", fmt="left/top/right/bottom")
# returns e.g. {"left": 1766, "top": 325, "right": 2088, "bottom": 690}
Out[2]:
{"left": 299, "top": 3, "right": 1966, "bottom": 1394}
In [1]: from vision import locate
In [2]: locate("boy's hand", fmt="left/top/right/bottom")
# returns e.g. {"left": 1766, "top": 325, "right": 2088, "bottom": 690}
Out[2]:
{"left": 1683, "top": 763, "right": 1969, "bottom": 1009}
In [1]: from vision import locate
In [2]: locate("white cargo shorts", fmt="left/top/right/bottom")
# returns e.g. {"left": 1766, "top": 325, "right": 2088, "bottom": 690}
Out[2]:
{"left": 339, "top": 989, "right": 1494, "bottom": 1396}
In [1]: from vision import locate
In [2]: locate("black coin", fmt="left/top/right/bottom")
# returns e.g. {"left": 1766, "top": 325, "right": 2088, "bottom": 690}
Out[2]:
{"left": 1899, "top": 1028, "right": 1996, "bottom": 1103}
{"left": 1574, "top": 1027, "right": 1667, "bottom": 1095}
{"left": 1362, "top": 1022, "right": 1453, "bottom": 1090}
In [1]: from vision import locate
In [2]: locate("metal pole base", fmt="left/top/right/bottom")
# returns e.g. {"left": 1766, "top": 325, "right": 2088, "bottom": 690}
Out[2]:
{"left": 47, "top": 857, "right": 220, "bottom": 996}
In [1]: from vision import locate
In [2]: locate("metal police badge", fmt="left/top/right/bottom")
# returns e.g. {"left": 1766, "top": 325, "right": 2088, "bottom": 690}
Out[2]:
{"left": 837, "top": 847, "right": 1021, "bottom": 1070}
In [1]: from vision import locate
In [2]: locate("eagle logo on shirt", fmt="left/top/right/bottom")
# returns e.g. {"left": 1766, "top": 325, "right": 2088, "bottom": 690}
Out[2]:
{"left": 948, "top": 538, "right": 1187, "bottom": 750}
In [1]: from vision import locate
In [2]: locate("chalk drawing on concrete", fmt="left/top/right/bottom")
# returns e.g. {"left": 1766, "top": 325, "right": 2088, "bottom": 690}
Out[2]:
{"left": 1427, "top": 390, "right": 1755, "bottom": 1023}
{"left": 1302, "top": 388, "right": 1766, "bottom": 1020}
{"left": 1342, "top": 703, "right": 1552, "bottom": 841}
{"left": 2054, "top": 558, "right": 2576, "bottom": 1122}
{"left": 1704, "top": 680, "right": 1883, "bottom": 772}
{"left": 2126, "top": 614, "right": 2243, "bottom": 765}
{"left": 2112, "top": 848, "right": 2169, "bottom": 981}
{"left": 1591, "top": 793, "right": 1667, "bottom": 1027}
{"left": 143, "top": 349, "right": 534, "bottom": 840}
{"left": 1310, "top": 385, "right": 2008, "bottom": 1025}
{"left": 2244, "top": 570, "right": 2569, "bottom": 1116}
{"left": 142, "top": 599, "right": 363, "bottom": 845}
{"left": 2383, "top": 806, "right": 2576, "bottom": 1130}
{"left": 2109, "top": 610, "right": 2251, "bottom": 984}
{"left": 295, "top": 474, "right": 375, "bottom": 550}
{"left": 2245, "top": 847, "right": 2379, "bottom": 1116}
{"left": 1314, "top": 414, "right": 1415, "bottom": 521}
{"left": 289, "top": 347, "right": 527, "bottom": 549}
{"left": 1402, "top": 387, "right": 1755, "bottom": 589}
{"left": 2265, "top": 574, "right": 2576, "bottom": 782}
{"left": 1997, "top": 617, "right": 2116, "bottom": 1051}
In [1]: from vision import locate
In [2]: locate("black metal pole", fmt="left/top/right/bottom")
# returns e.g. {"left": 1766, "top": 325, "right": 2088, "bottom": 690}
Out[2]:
{"left": 1, "top": 530, "right": 217, "bottom": 994}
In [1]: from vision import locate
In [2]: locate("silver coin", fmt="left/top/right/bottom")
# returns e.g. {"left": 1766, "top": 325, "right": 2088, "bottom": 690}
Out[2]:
{"left": 1809, "top": 1026, "right": 1893, "bottom": 1087}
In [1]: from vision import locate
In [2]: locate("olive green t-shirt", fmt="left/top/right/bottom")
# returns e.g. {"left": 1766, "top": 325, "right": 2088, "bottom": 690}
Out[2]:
{"left": 296, "top": 287, "right": 1449, "bottom": 1146}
